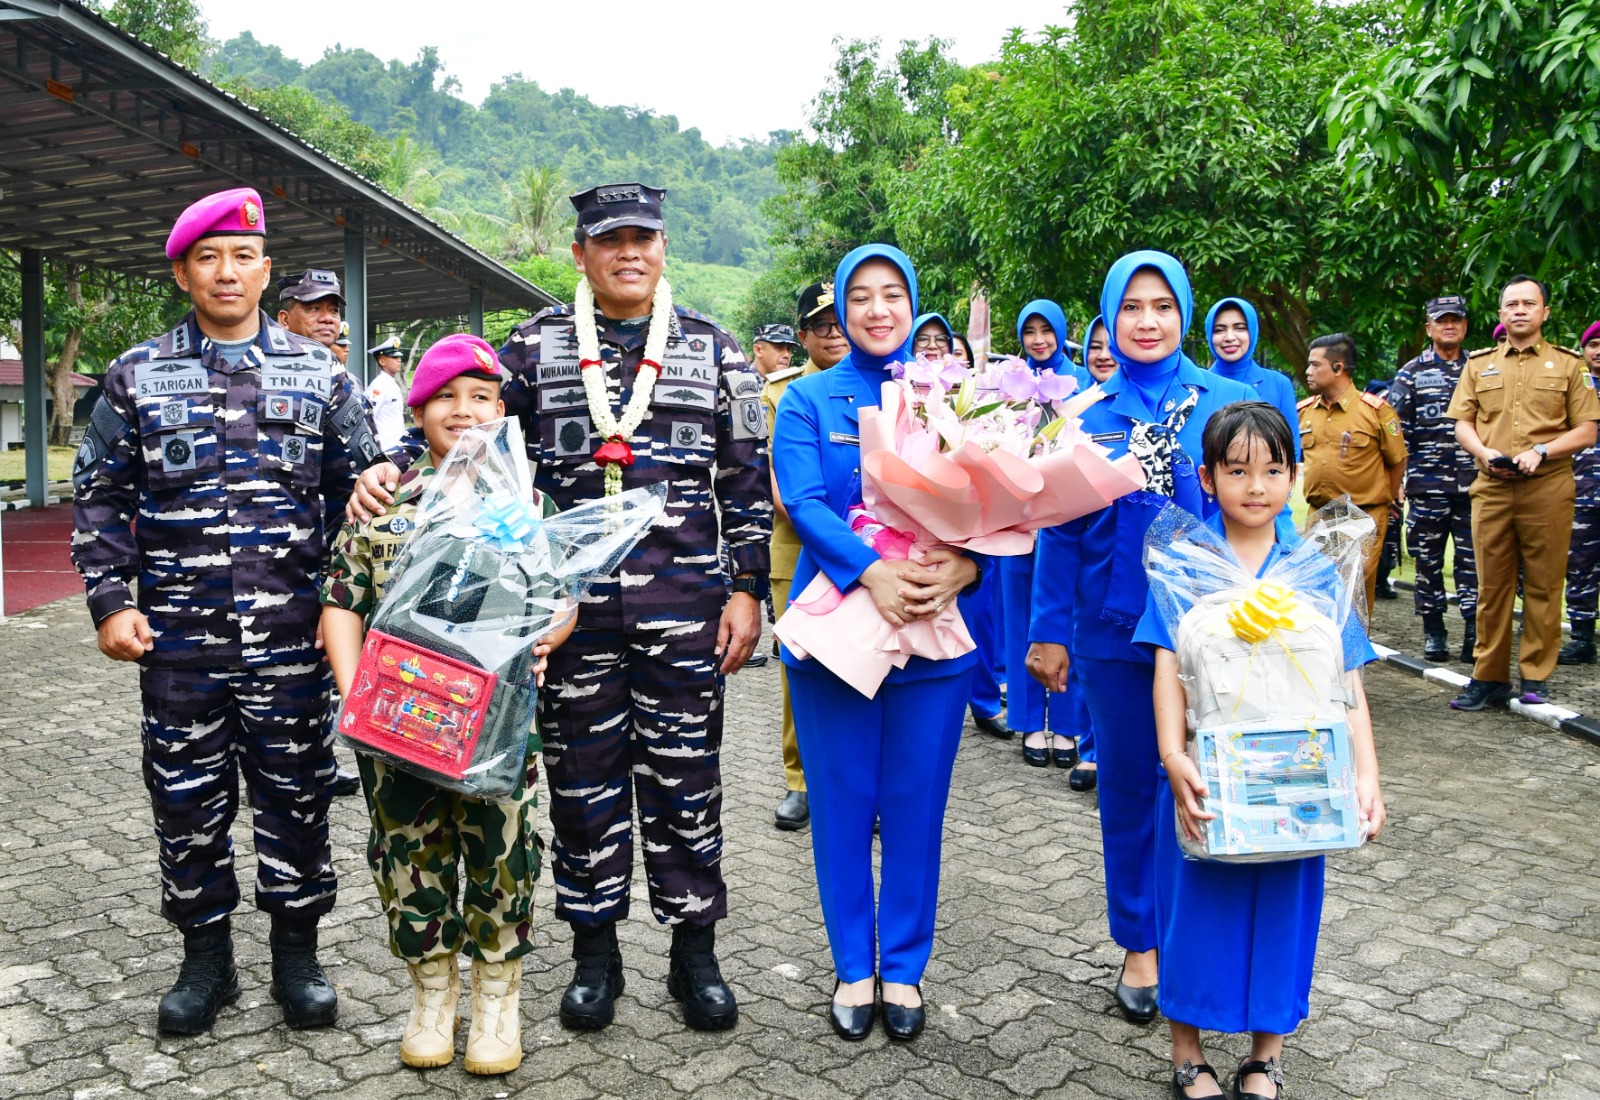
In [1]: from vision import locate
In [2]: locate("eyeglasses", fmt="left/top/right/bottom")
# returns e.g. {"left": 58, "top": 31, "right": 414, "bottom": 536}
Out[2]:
{"left": 806, "top": 320, "right": 844, "bottom": 337}
{"left": 913, "top": 335, "right": 952, "bottom": 350}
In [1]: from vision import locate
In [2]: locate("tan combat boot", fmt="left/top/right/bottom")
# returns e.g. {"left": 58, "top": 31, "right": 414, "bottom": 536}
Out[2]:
{"left": 464, "top": 958, "right": 523, "bottom": 1075}
{"left": 399, "top": 955, "right": 460, "bottom": 1068}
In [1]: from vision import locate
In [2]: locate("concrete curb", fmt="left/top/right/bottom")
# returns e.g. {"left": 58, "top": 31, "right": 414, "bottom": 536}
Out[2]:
{"left": 1371, "top": 641, "right": 1600, "bottom": 748}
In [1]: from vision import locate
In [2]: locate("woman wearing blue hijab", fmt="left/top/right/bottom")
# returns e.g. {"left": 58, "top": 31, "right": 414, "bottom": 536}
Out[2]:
{"left": 1006, "top": 300, "right": 1093, "bottom": 768}
{"left": 773, "top": 245, "right": 983, "bottom": 1042}
{"left": 1028, "top": 253, "right": 1254, "bottom": 1024}
{"left": 1204, "top": 298, "right": 1300, "bottom": 458}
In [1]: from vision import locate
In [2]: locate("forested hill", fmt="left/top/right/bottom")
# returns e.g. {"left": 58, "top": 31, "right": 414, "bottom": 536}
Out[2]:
{"left": 203, "top": 34, "right": 786, "bottom": 270}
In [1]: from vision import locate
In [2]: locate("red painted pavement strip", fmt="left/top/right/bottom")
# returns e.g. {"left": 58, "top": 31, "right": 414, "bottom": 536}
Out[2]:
{"left": 2, "top": 503, "right": 82, "bottom": 616}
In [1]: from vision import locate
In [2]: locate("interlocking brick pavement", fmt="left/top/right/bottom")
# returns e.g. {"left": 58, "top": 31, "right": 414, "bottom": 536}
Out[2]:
{"left": 2, "top": 596, "right": 1597, "bottom": 1099}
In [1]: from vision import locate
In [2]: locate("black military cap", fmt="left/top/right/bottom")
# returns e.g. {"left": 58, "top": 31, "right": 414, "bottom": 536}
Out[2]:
{"left": 276, "top": 269, "right": 345, "bottom": 307}
{"left": 570, "top": 182, "right": 666, "bottom": 237}
{"left": 754, "top": 323, "right": 801, "bottom": 348}
{"left": 797, "top": 281, "right": 836, "bottom": 323}
{"left": 1426, "top": 294, "right": 1468, "bottom": 320}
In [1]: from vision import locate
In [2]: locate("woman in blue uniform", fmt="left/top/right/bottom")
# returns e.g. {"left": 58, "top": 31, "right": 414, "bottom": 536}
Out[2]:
{"left": 1027, "top": 253, "right": 1254, "bottom": 1023}
{"left": 774, "top": 245, "right": 982, "bottom": 1042}
{"left": 1203, "top": 297, "right": 1299, "bottom": 456}
{"left": 1005, "top": 300, "right": 1093, "bottom": 768}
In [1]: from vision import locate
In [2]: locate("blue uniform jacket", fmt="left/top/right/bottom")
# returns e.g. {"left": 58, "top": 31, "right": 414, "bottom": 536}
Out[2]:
{"left": 1029, "top": 358, "right": 1254, "bottom": 662}
{"left": 774, "top": 358, "right": 980, "bottom": 682}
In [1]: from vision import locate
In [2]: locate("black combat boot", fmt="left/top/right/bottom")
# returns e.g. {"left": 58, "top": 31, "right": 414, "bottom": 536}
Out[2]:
{"left": 1459, "top": 617, "right": 1477, "bottom": 665}
{"left": 667, "top": 924, "right": 738, "bottom": 1031}
{"left": 158, "top": 919, "right": 241, "bottom": 1035}
{"left": 268, "top": 914, "right": 338, "bottom": 1029}
{"left": 1421, "top": 612, "right": 1450, "bottom": 662}
{"left": 559, "top": 922, "right": 624, "bottom": 1030}
{"left": 1559, "top": 620, "right": 1597, "bottom": 665}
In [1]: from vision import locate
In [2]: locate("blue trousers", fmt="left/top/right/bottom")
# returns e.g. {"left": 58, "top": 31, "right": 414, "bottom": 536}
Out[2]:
{"left": 1066, "top": 661, "right": 1096, "bottom": 763}
{"left": 1077, "top": 655, "right": 1159, "bottom": 952}
{"left": 788, "top": 661, "right": 972, "bottom": 984}
{"left": 1002, "top": 553, "right": 1057, "bottom": 732}
{"left": 967, "top": 562, "right": 1005, "bottom": 720}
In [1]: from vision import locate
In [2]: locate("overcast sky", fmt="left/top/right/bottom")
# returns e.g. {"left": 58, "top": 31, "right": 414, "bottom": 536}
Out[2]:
{"left": 198, "top": 0, "right": 1066, "bottom": 145}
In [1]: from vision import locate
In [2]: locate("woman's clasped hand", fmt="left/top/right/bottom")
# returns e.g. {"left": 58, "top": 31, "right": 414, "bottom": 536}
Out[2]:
{"left": 860, "top": 550, "right": 977, "bottom": 626}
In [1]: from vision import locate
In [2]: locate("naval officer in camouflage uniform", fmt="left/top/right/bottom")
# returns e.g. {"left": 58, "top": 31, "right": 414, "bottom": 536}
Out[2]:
{"left": 72, "top": 188, "right": 382, "bottom": 1036}
{"left": 1559, "top": 320, "right": 1600, "bottom": 664}
{"left": 351, "top": 182, "right": 771, "bottom": 1032}
{"left": 1387, "top": 294, "right": 1479, "bottom": 663}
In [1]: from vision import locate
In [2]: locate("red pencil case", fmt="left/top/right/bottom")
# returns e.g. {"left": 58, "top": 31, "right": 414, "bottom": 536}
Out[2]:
{"left": 339, "top": 629, "right": 497, "bottom": 780}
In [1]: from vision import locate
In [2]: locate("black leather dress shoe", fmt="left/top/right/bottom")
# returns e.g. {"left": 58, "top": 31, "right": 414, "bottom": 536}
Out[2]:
{"left": 881, "top": 986, "right": 925, "bottom": 1040}
{"left": 1449, "top": 678, "right": 1511, "bottom": 711}
{"left": 1459, "top": 620, "right": 1477, "bottom": 664}
{"left": 774, "top": 789, "right": 810, "bottom": 831}
{"left": 1068, "top": 766, "right": 1098, "bottom": 792}
{"left": 828, "top": 980, "right": 875, "bottom": 1041}
{"left": 330, "top": 767, "right": 360, "bottom": 797}
{"left": 1114, "top": 968, "right": 1159, "bottom": 1024}
{"left": 972, "top": 710, "right": 1013, "bottom": 739}
{"left": 743, "top": 651, "right": 769, "bottom": 669}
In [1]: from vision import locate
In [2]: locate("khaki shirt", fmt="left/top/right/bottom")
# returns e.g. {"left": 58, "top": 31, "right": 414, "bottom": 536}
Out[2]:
{"left": 763, "top": 362, "right": 822, "bottom": 581}
{"left": 1444, "top": 339, "right": 1600, "bottom": 477}
{"left": 1298, "top": 389, "right": 1408, "bottom": 507}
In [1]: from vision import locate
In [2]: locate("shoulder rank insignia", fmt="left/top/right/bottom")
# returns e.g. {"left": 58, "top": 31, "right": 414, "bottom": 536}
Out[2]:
{"left": 1296, "top": 395, "right": 1316, "bottom": 409}
{"left": 1360, "top": 391, "right": 1388, "bottom": 409}
{"left": 1467, "top": 346, "right": 1497, "bottom": 358}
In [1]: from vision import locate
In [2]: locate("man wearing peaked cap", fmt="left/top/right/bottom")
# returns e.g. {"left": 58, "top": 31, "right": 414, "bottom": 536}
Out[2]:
{"left": 349, "top": 181, "right": 771, "bottom": 1034}
{"left": 366, "top": 336, "right": 408, "bottom": 451}
{"left": 71, "top": 186, "right": 383, "bottom": 1038}
{"left": 750, "top": 323, "right": 801, "bottom": 379}
{"left": 276, "top": 269, "right": 345, "bottom": 350}
{"left": 332, "top": 321, "right": 351, "bottom": 365}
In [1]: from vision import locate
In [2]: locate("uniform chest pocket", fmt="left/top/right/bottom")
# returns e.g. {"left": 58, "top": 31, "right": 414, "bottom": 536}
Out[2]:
{"left": 256, "top": 392, "right": 324, "bottom": 487}
{"left": 136, "top": 397, "right": 218, "bottom": 491}
{"left": 1300, "top": 427, "right": 1316, "bottom": 452}
{"left": 1476, "top": 375, "right": 1505, "bottom": 413}
{"left": 1347, "top": 428, "right": 1376, "bottom": 451}
{"left": 1530, "top": 374, "right": 1567, "bottom": 417}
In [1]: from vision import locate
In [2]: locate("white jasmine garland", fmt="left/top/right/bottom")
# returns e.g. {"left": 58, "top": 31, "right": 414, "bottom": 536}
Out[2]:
{"left": 574, "top": 275, "right": 673, "bottom": 445}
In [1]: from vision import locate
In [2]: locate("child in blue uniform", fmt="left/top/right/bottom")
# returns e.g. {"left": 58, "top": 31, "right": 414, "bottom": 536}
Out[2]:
{"left": 1028, "top": 252, "right": 1254, "bottom": 1023}
{"left": 1134, "top": 402, "right": 1388, "bottom": 1099}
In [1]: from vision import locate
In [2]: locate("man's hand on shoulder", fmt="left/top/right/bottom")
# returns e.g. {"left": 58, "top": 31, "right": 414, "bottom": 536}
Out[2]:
{"left": 348, "top": 462, "right": 399, "bottom": 522}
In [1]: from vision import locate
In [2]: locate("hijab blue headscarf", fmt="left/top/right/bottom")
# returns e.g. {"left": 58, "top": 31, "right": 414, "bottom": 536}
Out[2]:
{"left": 1083, "top": 313, "right": 1109, "bottom": 377}
{"left": 1016, "top": 299, "right": 1069, "bottom": 374}
{"left": 834, "top": 244, "right": 919, "bottom": 371}
{"left": 912, "top": 311, "right": 954, "bottom": 351}
{"left": 1203, "top": 296, "right": 1261, "bottom": 382}
{"left": 1099, "top": 250, "right": 1195, "bottom": 415}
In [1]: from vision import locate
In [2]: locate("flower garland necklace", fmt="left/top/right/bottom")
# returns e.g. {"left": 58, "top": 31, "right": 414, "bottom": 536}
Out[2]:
{"left": 575, "top": 275, "right": 674, "bottom": 495}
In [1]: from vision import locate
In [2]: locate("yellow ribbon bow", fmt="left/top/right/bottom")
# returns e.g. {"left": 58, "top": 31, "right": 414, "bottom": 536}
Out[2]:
{"left": 1226, "top": 581, "right": 1303, "bottom": 643}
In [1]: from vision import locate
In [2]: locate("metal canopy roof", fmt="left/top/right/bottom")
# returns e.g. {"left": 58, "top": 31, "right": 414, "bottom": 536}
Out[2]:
{"left": 0, "top": 0, "right": 558, "bottom": 322}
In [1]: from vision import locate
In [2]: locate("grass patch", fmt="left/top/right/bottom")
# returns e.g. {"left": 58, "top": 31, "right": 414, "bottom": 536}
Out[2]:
{"left": 0, "top": 445, "right": 76, "bottom": 484}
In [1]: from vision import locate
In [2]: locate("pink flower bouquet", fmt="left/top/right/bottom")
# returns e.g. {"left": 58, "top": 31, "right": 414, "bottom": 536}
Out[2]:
{"left": 777, "top": 371, "right": 1147, "bottom": 697}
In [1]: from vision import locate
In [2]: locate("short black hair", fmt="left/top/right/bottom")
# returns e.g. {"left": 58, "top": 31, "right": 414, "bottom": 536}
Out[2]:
{"left": 1309, "top": 332, "right": 1357, "bottom": 372}
{"left": 1202, "top": 401, "right": 1297, "bottom": 473}
{"left": 1501, "top": 273, "right": 1549, "bottom": 306}
{"left": 952, "top": 332, "right": 975, "bottom": 362}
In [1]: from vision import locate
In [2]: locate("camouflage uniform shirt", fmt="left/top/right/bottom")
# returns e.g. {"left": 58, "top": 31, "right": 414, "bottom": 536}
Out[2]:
{"left": 1387, "top": 346, "right": 1475, "bottom": 495}
{"left": 72, "top": 310, "right": 380, "bottom": 669}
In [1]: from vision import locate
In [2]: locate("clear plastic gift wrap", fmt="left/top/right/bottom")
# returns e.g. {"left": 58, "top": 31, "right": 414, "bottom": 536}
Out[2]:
{"left": 336, "top": 418, "right": 665, "bottom": 799}
{"left": 1143, "top": 500, "right": 1376, "bottom": 862}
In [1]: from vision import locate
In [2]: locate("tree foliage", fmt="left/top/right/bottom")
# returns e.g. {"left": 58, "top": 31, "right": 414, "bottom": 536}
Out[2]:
{"left": 96, "top": 0, "right": 209, "bottom": 69}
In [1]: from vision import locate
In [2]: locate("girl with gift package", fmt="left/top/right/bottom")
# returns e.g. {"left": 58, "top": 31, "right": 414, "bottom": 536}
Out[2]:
{"left": 1133, "top": 402, "right": 1387, "bottom": 1100}
{"left": 773, "top": 245, "right": 984, "bottom": 1042}
{"left": 1027, "top": 252, "right": 1255, "bottom": 1024}
{"left": 320, "top": 335, "right": 575, "bottom": 1076}
{"left": 1006, "top": 300, "right": 1095, "bottom": 771}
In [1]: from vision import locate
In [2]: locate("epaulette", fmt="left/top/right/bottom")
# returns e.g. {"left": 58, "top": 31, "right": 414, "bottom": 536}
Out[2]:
{"left": 1554, "top": 345, "right": 1582, "bottom": 358}
{"left": 765, "top": 366, "right": 804, "bottom": 384}
{"left": 1360, "top": 391, "right": 1388, "bottom": 409}
{"left": 1467, "top": 346, "right": 1497, "bottom": 358}
{"left": 1296, "top": 395, "right": 1317, "bottom": 409}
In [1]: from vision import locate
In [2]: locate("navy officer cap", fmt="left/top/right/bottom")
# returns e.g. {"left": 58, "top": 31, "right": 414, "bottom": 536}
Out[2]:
{"left": 571, "top": 182, "right": 666, "bottom": 238}
{"left": 754, "top": 323, "right": 801, "bottom": 348}
{"left": 797, "top": 281, "right": 836, "bottom": 323}
{"left": 276, "top": 268, "right": 345, "bottom": 307}
{"left": 1426, "top": 294, "right": 1468, "bottom": 320}
{"left": 369, "top": 336, "right": 403, "bottom": 358}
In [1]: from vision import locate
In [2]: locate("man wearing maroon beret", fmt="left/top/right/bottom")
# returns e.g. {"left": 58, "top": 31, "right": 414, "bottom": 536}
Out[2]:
{"left": 71, "top": 187, "right": 384, "bottom": 1035}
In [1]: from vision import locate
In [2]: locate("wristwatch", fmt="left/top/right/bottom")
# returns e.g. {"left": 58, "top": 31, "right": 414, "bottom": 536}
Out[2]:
{"left": 1534, "top": 443, "right": 1549, "bottom": 460}
{"left": 731, "top": 574, "right": 770, "bottom": 601}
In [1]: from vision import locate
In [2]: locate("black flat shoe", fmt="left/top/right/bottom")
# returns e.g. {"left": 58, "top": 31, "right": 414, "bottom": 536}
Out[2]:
{"left": 1114, "top": 964, "right": 1158, "bottom": 1024}
{"left": 1022, "top": 741, "right": 1049, "bottom": 767}
{"left": 881, "top": 985, "right": 924, "bottom": 1040}
{"left": 828, "top": 979, "right": 874, "bottom": 1041}
{"left": 1171, "top": 1061, "right": 1222, "bottom": 1099}
{"left": 330, "top": 766, "right": 360, "bottom": 797}
{"left": 1231, "top": 1057, "right": 1283, "bottom": 1100}
{"left": 1068, "top": 766, "right": 1097, "bottom": 792}
{"left": 972, "top": 711, "right": 1013, "bottom": 739}
{"left": 1052, "top": 741, "right": 1080, "bottom": 769}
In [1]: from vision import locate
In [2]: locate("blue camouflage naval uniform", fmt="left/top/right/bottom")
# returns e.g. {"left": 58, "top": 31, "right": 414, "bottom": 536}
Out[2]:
{"left": 1387, "top": 346, "right": 1477, "bottom": 620}
{"left": 1566, "top": 410, "right": 1600, "bottom": 623}
{"left": 496, "top": 303, "right": 772, "bottom": 928}
{"left": 72, "top": 311, "right": 379, "bottom": 930}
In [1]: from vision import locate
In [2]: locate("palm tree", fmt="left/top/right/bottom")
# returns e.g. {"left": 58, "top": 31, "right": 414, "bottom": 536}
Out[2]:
{"left": 501, "top": 165, "right": 574, "bottom": 259}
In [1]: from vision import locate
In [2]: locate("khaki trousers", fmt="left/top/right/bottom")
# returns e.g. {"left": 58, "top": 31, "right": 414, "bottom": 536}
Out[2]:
{"left": 772, "top": 576, "right": 806, "bottom": 792}
{"left": 1470, "top": 472, "right": 1576, "bottom": 683}
{"left": 1358, "top": 503, "right": 1390, "bottom": 618}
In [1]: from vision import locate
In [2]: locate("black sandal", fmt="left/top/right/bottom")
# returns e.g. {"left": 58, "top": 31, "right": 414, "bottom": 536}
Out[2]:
{"left": 1170, "top": 1060, "right": 1222, "bottom": 1099}
{"left": 1232, "top": 1057, "right": 1283, "bottom": 1100}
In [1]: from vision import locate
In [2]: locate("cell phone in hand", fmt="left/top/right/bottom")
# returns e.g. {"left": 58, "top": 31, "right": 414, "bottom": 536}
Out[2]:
{"left": 1489, "top": 454, "right": 1517, "bottom": 470}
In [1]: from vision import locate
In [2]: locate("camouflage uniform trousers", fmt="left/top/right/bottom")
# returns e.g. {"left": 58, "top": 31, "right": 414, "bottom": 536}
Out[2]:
{"left": 1407, "top": 492, "right": 1478, "bottom": 618}
{"left": 1565, "top": 502, "right": 1600, "bottom": 623}
{"left": 138, "top": 663, "right": 337, "bottom": 931}
{"left": 538, "top": 618, "right": 727, "bottom": 928}
{"left": 357, "top": 751, "right": 541, "bottom": 964}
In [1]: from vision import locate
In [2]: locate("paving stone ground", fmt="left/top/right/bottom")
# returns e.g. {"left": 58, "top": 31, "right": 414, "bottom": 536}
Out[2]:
{"left": 2, "top": 596, "right": 1598, "bottom": 1100}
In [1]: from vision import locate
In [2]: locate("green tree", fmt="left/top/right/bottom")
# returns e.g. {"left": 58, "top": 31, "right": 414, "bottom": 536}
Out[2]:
{"left": 96, "top": 0, "right": 209, "bottom": 69}
{"left": 499, "top": 166, "right": 574, "bottom": 259}
{"left": 219, "top": 80, "right": 388, "bottom": 177}
{"left": 1326, "top": 0, "right": 1600, "bottom": 293}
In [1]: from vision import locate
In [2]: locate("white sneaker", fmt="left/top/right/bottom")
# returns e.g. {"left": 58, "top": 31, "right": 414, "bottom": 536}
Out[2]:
{"left": 399, "top": 955, "right": 459, "bottom": 1068}
{"left": 464, "top": 958, "right": 523, "bottom": 1075}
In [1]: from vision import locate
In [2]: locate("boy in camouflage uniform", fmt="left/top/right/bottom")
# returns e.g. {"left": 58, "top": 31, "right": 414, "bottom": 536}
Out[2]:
{"left": 321, "top": 335, "right": 572, "bottom": 1075}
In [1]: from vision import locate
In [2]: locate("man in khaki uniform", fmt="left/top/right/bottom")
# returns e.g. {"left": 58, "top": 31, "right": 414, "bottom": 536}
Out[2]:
{"left": 1445, "top": 275, "right": 1600, "bottom": 710}
{"left": 763, "top": 282, "right": 850, "bottom": 831}
{"left": 1299, "top": 332, "right": 1408, "bottom": 614}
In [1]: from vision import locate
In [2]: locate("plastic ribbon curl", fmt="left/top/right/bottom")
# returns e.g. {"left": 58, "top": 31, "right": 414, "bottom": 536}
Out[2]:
{"left": 1223, "top": 581, "right": 1318, "bottom": 712}
{"left": 471, "top": 488, "right": 543, "bottom": 552}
